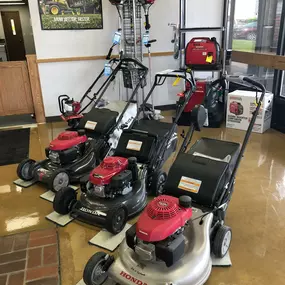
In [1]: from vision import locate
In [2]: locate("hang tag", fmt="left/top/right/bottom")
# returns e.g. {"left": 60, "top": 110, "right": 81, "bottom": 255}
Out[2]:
{"left": 85, "top": 121, "right": 97, "bottom": 130}
{"left": 143, "top": 33, "right": 150, "bottom": 45}
{"left": 172, "top": 77, "right": 181, "bottom": 86}
{"left": 113, "top": 31, "right": 121, "bottom": 45}
{"left": 127, "top": 140, "right": 143, "bottom": 151}
{"left": 206, "top": 55, "right": 213, "bottom": 63}
{"left": 104, "top": 63, "right": 112, "bottom": 76}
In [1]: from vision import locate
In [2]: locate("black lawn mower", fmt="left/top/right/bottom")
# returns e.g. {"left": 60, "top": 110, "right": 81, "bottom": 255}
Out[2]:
{"left": 52, "top": 70, "right": 196, "bottom": 234}
{"left": 82, "top": 76, "right": 266, "bottom": 285}
{"left": 16, "top": 58, "right": 148, "bottom": 193}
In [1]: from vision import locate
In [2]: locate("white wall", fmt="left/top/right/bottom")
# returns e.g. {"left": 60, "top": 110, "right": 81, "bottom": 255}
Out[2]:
{"left": 28, "top": 0, "right": 223, "bottom": 117}
{"left": 0, "top": 5, "right": 36, "bottom": 54}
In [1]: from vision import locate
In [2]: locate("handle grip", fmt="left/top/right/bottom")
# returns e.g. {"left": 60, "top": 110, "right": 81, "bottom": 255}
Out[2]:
{"left": 106, "top": 46, "right": 114, "bottom": 60}
{"left": 145, "top": 14, "right": 151, "bottom": 30}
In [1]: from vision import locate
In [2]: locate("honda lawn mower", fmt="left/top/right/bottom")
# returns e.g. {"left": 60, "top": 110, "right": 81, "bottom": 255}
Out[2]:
{"left": 82, "top": 76, "right": 266, "bottom": 285}
{"left": 230, "top": 101, "right": 244, "bottom": 116}
{"left": 16, "top": 58, "right": 148, "bottom": 193}
{"left": 52, "top": 69, "right": 196, "bottom": 234}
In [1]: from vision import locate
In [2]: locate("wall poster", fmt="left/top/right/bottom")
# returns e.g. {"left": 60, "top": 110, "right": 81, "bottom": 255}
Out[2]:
{"left": 38, "top": 0, "right": 103, "bottom": 30}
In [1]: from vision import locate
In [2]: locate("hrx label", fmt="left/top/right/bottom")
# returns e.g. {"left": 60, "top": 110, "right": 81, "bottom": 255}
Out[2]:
{"left": 178, "top": 176, "right": 202, "bottom": 193}
{"left": 127, "top": 140, "right": 143, "bottom": 151}
{"left": 85, "top": 121, "right": 97, "bottom": 130}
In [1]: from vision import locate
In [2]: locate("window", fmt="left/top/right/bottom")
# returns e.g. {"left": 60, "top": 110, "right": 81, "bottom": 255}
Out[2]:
{"left": 231, "top": 0, "right": 283, "bottom": 54}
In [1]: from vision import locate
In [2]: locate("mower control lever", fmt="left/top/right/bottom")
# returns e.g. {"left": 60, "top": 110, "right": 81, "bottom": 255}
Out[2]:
{"left": 145, "top": 39, "right": 157, "bottom": 48}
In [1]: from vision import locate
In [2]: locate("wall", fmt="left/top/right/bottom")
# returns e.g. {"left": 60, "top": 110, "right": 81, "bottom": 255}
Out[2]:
{"left": 28, "top": 0, "right": 224, "bottom": 117}
{"left": 0, "top": 4, "right": 36, "bottom": 54}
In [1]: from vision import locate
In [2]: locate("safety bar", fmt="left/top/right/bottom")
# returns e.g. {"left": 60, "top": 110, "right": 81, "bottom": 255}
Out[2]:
{"left": 217, "top": 76, "right": 266, "bottom": 206}
{"left": 123, "top": 128, "right": 158, "bottom": 139}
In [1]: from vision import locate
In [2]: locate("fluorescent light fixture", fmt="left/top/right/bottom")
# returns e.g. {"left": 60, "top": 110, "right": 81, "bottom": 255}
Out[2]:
{"left": 0, "top": 3, "right": 25, "bottom": 5}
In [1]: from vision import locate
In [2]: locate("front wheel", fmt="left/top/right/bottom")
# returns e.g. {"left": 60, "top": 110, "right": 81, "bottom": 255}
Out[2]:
{"left": 17, "top": 159, "right": 36, "bottom": 181}
{"left": 212, "top": 225, "right": 232, "bottom": 258}
{"left": 83, "top": 252, "right": 110, "bottom": 285}
{"left": 106, "top": 207, "right": 128, "bottom": 235}
{"left": 53, "top": 187, "right": 77, "bottom": 215}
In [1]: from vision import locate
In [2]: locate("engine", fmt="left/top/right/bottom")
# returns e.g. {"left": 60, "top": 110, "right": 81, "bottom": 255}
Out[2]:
{"left": 85, "top": 156, "right": 138, "bottom": 199}
{"left": 46, "top": 131, "right": 87, "bottom": 165}
{"left": 126, "top": 195, "right": 193, "bottom": 267}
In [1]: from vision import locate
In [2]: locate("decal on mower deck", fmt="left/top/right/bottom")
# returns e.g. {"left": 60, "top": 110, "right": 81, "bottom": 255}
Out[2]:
{"left": 85, "top": 121, "right": 97, "bottom": 130}
{"left": 127, "top": 140, "right": 143, "bottom": 152}
{"left": 120, "top": 271, "right": 148, "bottom": 285}
{"left": 178, "top": 176, "right": 202, "bottom": 194}
{"left": 79, "top": 207, "right": 107, "bottom": 217}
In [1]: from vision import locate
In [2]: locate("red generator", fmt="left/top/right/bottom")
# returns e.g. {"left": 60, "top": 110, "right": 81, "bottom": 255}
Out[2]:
{"left": 177, "top": 80, "right": 210, "bottom": 126}
{"left": 185, "top": 37, "right": 221, "bottom": 70}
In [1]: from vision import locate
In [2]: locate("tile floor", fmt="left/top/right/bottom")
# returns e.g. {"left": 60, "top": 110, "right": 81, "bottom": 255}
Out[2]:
{"left": 0, "top": 121, "right": 285, "bottom": 285}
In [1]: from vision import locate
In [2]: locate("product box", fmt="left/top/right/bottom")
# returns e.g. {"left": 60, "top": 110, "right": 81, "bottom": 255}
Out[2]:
{"left": 226, "top": 90, "right": 273, "bottom": 133}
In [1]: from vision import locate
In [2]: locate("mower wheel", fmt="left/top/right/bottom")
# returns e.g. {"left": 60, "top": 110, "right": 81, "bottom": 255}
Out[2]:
{"left": 150, "top": 171, "right": 167, "bottom": 196}
{"left": 53, "top": 187, "right": 77, "bottom": 215}
{"left": 83, "top": 252, "right": 110, "bottom": 285}
{"left": 106, "top": 207, "right": 128, "bottom": 235}
{"left": 212, "top": 225, "right": 232, "bottom": 258}
{"left": 17, "top": 159, "right": 36, "bottom": 181}
{"left": 48, "top": 169, "right": 70, "bottom": 192}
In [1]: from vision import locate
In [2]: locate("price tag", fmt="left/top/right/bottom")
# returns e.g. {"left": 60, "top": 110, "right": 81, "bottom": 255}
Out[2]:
{"left": 104, "top": 63, "right": 112, "bottom": 76}
{"left": 85, "top": 121, "right": 97, "bottom": 130}
{"left": 113, "top": 31, "right": 121, "bottom": 45}
{"left": 127, "top": 140, "right": 143, "bottom": 151}
{"left": 143, "top": 33, "right": 150, "bottom": 45}
{"left": 206, "top": 55, "right": 213, "bottom": 63}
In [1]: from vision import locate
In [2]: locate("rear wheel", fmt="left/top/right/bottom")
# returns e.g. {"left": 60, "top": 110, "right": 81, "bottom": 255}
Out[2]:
{"left": 212, "top": 225, "right": 232, "bottom": 258}
{"left": 48, "top": 169, "right": 70, "bottom": 192}
{"left": 106, "top": 207, "right": 128, "bottom": 235}
{"left": 150, "top": 171, "right": 167, "bottom": 196}
{"left": 53, "top": 187, "right": 77, "bottom": 215}
{"left": 83, "top": 252, "right": 110, "bottom": 285}
{"left": 17, "top": 159, "right": 36, "bottom": 181}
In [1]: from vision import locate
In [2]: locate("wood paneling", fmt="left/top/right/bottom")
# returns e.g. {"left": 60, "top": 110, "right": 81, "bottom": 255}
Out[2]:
{"left": 36, "top": 51, "right": 174, "bottom": 63}
{"left": 26, "top": 55, "right": 46, "bottom": 124}
{"left": 232, "top": 51, "right": 285, "bottom": 70}
{"left": 0, "top": 61, "right": 34, "bottom": 116}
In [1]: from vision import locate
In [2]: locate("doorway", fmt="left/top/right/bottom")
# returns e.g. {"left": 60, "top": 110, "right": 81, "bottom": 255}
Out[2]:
{"left": 1, "top": 11, "right": 26, "bottom": 61}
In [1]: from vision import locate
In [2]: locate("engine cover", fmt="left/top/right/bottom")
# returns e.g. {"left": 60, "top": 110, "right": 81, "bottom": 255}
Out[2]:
{"left": 49, "top": 131, "right": 87, "bottom": 151}
{"left": 136, "top": 195, "right": 192, "bottom": 242}
{"left": 89, "top": 156, "right": 129, "bottom": 186}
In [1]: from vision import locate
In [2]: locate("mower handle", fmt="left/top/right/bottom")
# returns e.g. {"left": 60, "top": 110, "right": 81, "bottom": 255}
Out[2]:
{"left": 118, "top": 57, "right": 148, "bottom": 72}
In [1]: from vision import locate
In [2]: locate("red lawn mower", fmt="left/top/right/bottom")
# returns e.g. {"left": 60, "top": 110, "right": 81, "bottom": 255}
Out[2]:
{"left": 82, "top": 76, "right": 266, "bottom": 285}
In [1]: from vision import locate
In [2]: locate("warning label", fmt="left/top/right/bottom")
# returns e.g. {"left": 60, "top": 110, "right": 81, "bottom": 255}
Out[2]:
{"left": 178, "top": 176, "right": 202, "bottom": 194}
{"left": 85, "top": 121, "right": 97, "bottom": 130}
{"left": 126, "top": 140, "right": 143, "bottom": 152}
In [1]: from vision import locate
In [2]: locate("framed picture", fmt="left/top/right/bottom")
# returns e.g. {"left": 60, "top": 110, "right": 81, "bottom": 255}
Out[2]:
{"left": 38, "top": 0, "right": 103, "bottom": 30}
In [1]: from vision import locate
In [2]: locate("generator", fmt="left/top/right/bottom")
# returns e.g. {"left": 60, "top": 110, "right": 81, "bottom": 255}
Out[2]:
{"left": 185, "top": 37, "right": 221, "bottom": 70}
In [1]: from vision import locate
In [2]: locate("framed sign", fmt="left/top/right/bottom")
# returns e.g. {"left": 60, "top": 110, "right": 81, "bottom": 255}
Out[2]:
{"left": 38, "top": 0, "right": 103, "bottom": 30}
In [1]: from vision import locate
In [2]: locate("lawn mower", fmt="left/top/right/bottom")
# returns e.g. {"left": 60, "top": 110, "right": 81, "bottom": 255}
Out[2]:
{"left": 52, "top": 70, "right": 196, "bottom": 235}
{"left": 82, "top": 76, "right": 266, "bottom": 285}
{"left": 16, "top": 58, "right": 147, "bottom": 193}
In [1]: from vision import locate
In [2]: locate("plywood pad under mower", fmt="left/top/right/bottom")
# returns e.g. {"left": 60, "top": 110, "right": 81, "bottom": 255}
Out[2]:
{"left": 13, "top": 178, "right": 37, "bottom": 188}
{"left": 89, "top": 224, "right": 132, "bottom": 251}
{"left": 46, "top": 211, "right": 74, "bottom": 227}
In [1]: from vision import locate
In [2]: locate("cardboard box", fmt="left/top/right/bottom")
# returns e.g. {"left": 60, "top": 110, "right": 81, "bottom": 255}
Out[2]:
{"left": 226, "top": 90, "right": 273, "bottom": 133}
